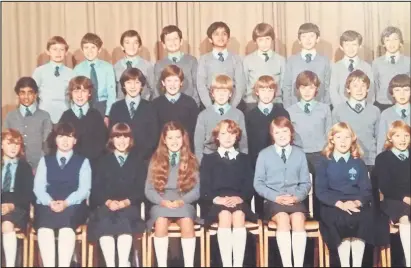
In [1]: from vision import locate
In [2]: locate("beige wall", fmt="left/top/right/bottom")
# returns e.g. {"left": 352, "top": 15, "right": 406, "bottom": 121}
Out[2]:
{"left": 2, "top": 2, "right": 410, "bottom": 120}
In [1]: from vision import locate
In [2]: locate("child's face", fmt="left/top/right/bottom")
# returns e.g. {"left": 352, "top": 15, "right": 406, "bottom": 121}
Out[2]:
{"left": 82, "top": 43, "right": 101, "bottom": 61}
{"left": 272, "top": 126, "right": 291, "bottom": 147}
{"left": 299, "top": 84, "right": 317, "bottom": 102}
{"left": 47, "top": 44, "right": 67, "bottom": 63}
{"left": 340, "top": 39, "right": 360, "bottom": 58}
{"left": 257, "top": 87, "right": 275, "bottom": 104}
{"left": 18, "top": 87, "right": 37, "bottom": 107}
{"left": 217, "top": 123, "right": 237, "bottom": 149}
{"left": 56, "top": 135, "right": 76, "bottom": 153}
{"left": 113, "top": 135, "right": 130, "bottom": 153}
{"left": 72, "top": 86, "right": 91, "bottom": 107}
{"left": 122, "top": 36, "right": 140, "bottom": 57}
{"left": 392, "top": 86, "right": 411, "bottom": 105}
{"left": 256, "top": 36, "right": 273, "bottom": 52}
{"left": 299, "top": 32, "right": 319, "bottom": 50}
{"left": 383, "top": 33, "right": 402, "bottom": 54}
{"left": 165, "top": 129, "right": 183, "bottom": 153}
{"left": 162, "top": 75, "right": 182, "bottom": 96}
{"left": 1, "top": 139, "right": 21, "bottom": 159}
{"left": 209, "top": 27, "right": 229, "bottom": 48}
{"left": 332, "top": 129, "right": 353, "bottom": 154}
{"left": 212, "top": 88, "right": 232, "bottom": 105}
{"left": 163, "top": 32, "right": 183, "bottom": 53}
{"left": 124, "top": 78, "right": 142, "bottom": 98}
{"left": 390, "top": 129, "right": 410, "bottom": 151}
{"left": 347, "top": 79, "right": 369, "bottom": 101}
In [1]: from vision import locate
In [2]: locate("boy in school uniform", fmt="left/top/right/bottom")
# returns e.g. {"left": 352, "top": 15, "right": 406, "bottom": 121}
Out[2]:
{"left": 32, "top": 36, "right": 75, "bottom": 124}
{"left": 332, "top": 70, "right": 380, "bottom": 172}
{"left": 114, "top": 29, "right": 155, "bottom": 101}
{"left": 154, "top": 25, "right": 200, "bottom": 106}
{"left": 330, "top": 30, "right": 374, "bottom": 108}
{"left": 73, "top": 33, "right": 116, "bottom": 126}
{"left": 197, "top": 21, "right": 246, "bottom": 109}
{"left": 109, "top": 67, "right": 159, "bottom": 165}
{"left": 4, "top": 77, "right": 53, "bottom": 170}
{"left": 372, "top": 26, "right": 411, "bottom": 111}
{"left": 283, "top": 23, "right": 331, "bottom": 108}
{"left": 243, "top": 23, "right": 286, "bottom": 112}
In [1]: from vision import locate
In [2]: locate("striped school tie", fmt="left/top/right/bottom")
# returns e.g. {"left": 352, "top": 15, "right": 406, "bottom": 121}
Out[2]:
{"left": 281, "top": 148, "right": 287, "bottom": 163}
{"left": 305, "top": 54, "right": 312, "bottom": 63}
{"left": 172, "top": 57, "right": 178, "bottom": 63}
{"left": 2, "top": 163, "right": 12, "bottom": 192}
{"left": 390, "top": 56, "right": 396, "bottom": 64}
{"left": 218, "top": 52, "right": 224, "bottom": 62}
{"left": 262, "top": 52, "right": 269, "bottom": 62}
{"left": 218, "top": 108, "right": 224, "bottom": 115}
{"left": 401, "top": 109, "right": 407, "bottom": 119}
{"left": 348, "top": 59, "right": 354, "bottom": 72}
{"left": 90, "top": 63, "right": 99, "bottom": 104}
{"left": 54, "top": 66, "right": 60, "bottom": 77}
{"left": 25, "top": 107, "right": 32, "bottom": 117}
{"left": 130, "top": 101, "right": 136, "bottom": 117}
{"left": 263, "top": 108, "right": 269, "bottom": 115}
{"left": 304, "top": 103, "right": 310, "bottom": 114}
{"left": 60, "top": 157, "right": 66, "bottom": 169}
{"left": 118, "top": 155, "right": 125, "bottom": 166}
{"left": 79, "top": 107, "right": 84, "bottom": 119}
{"left": 398, "top": 153, "right": 407, "bottom": 161}
{"left": 170, "top": 153, "right": 177, "bottom": 167}
{"left": 355, "top": 103, "right": 363, "bottom": 112}
{"left": 224, "top": 151, "right": 230, "bottom": 160}
{"left": 126, "top": 61, "right": 133, "bottom": 69}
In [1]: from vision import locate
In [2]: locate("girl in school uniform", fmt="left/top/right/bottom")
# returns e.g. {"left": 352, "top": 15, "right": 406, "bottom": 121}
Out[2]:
{"left": 1, "top": 129, "right": 34, "bottom": 267}
{"left": 145, "top": 121, "right": 200, "bottom": 267}
{"left": 88, "top": 123, "right": 147, "bottom": 267}
{"left": 254, "top": 116, "right": 311, "bottom": 267}
{"left": 374, "top": 120, "right": 410, "bottom": 267}
{"left": 33, "top": 122, "right": 91, "bottom": 267}
{"left": 200, "top": 119, "right": 256, "bottom": 267}
{"left": 315, "top": 122, "right": 374, "bottom": 267}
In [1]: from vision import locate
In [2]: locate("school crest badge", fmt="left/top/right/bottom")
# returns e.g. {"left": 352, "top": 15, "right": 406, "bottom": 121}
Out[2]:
{"left": 348, "top": 167, "right": 357, "bottom": 180}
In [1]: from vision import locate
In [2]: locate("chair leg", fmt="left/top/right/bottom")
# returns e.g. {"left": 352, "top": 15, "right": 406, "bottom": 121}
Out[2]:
{"left": 205, "top": 230, "right": 211, "bottom": 267}
{"left": 324, "top": 242, "right": 330, "bottom": 267}
{"left": 147, "top": 233, "right": 152, "bottom": 267}
{"left": 314, "top": 236, "right": 319, "bottom": 267}
{"left": 263, "top": 226, "right": 269, "bottom": 267}
{"left": 200, "top": 229, "right": 205, "bottom": 267}
{"left": 87, "top": 243, "right": 94, "bottom": 267}
{"left": 258, "top": 221, "right": 264, "bottom": 267}
{"left": 380, "top": 246, "right": 387, "bottom": 267}
{"left": 81, "top": 229, "right": 87, "bottom": 267}
{"left": 142, "top": 233, "right": 147, "bottom": 267}
{"left": 386, "top": 245, "right": 391, "bottom": 267}
{"left": 28, "top": 231, "right": 34, "bottom": 267}
{"left": 373, "top": 246, "right": 380, "bottom": 267}
{"left": 23, "top": 235, "right": 28, "bottom": 267}
{"left": 318, "top": 234, "right": 324, "bottom": 268}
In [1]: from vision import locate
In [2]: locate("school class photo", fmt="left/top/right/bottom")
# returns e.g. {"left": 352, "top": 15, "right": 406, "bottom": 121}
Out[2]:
{"left": 1, "top": 1, "right": 410, "bottom": 267}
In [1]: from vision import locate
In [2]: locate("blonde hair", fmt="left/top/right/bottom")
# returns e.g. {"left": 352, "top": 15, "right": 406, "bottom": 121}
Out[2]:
{"left": 253, "top": 75, "right": 277, "bottom": 96}
{"left": 384, "top": 120, "right": 411, "bottom": 150}
{"left": 322, "top": 122, "right": 363, "bottom": 159}
{"left": 210, "top": 74, "right": 233, "bottom": 93}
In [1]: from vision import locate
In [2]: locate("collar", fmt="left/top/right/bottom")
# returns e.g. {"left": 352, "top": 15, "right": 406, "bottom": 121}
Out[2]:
{"left": 169, "top": 151, "right": 180, "bottom": 164}
{"left": 212, "top": 48, "right": 228, "bottom": 60}
{"left": 50, "top": 61, "right": 64, "bottom": 68}
{"left": 217, "top": 147, "right": 238, "bottom": 160}
{"left": 257, "top": 102, "right": 273, "bottom": 114}
{"left": 273, "top": 144, "right": 292, "bottom": 157}
{"left": 298, "top": 99, "right": 317, "bottom": 111}
{"left": 333, "top": 151, "right": 351, "bottom": 162}
{"left": 167, "top": 51, "right": 184, "bottom": 62}
{"left": 301, "top": 49, "right": 317, "bottom": 61}
{"left": 257, "top": 49, "right": 273, "bottom": 59}
{"left": 348, "top": 98, "right": 366, "bottom": 109}
{"left": 19, "top": 103, "right": 37, "bottom": 117}
{"left": 125, "top": 95, "right": 141, "bottom": 108}
{"left": 3, "top": 158, "right": 18, "bottom": 166}
{"left": 114, "top": 150, "right": 128, "bottom": 160}
{"left": 123, "top": 55, "right": 141, "bottom": 66}
{"left": 385, "top": 51, "right": 400, "bottom": 62}
{"left": 213, "top": 103, "right": 231, "bottom": 114}
{"left": 391, "top": 148, "right": 409, "bottom": 159}
{"left": 56, "top": 150, "right": 73, "bottom": 160}
{"left": 87, "top": 58, "right": 100, "bottom": 67}
{"left": 71, "top": 102, "right": 90, "bottom": 115}
{"left": 395, "top": 103, "right": 410, "bottom": 115}
{"left": 165, "top": 92, "right": 181, "bottom": 103}
{"left": 343, "top": 55, "right": 359, "bottom": 67}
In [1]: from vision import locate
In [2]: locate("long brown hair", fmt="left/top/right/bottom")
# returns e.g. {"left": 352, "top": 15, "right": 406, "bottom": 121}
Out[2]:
{"left": 322, "top": 122, "right": 363, "bottom": 159}
{"left": 149, "top": 121, "right": 198, "bottom": 193}
{"left": 1, "top": 129, "right": 25, "bottom": 165}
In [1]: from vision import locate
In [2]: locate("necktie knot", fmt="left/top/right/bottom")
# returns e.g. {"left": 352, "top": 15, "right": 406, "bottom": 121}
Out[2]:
{"left": 224, "top": 151, "right": 230, "bottom": 159}
{"left": 218, "top": 52, "right": 224, "bottom": 62}
{"left": 126, "top": 60, "right": 133, "bottom": 69}
{"left": 305, "top": 53, "right": 312, "bottom": 63}
{"left": 172, "top": 57, "right": 178, "bottom": 63}
{"left": 60, "top": 157, "right": 66, "bottom": 168}
{"left": 118, "top": 155, "right": 125, "bottom": 166}
{"left": 170, "top": 152, "right": 177, "bottom": 167}
{"left": 348, "top": 59, "right": 354, "bottom": 72}
{"left": 355, "top": 103, "right": 363, "bottom": 112}
{"left": 130, "top": 101, "right": 136, "bottom": 117}
{"left": 262, "top": 52, "right": 269, "bottom": 62}
{"left": 25, "top": 107, "right": 32, "bottom": 117}
{"left": 90, "top": 63, "right": 95, "bottom": 69}
{"left": 218, "top": 107, "right": 224, "bottom": 115}
{"left": 281, "top": 148, "right": 287, "bottom": 163}
{"left": 170, "top": 98, "right": 176, "bottom": 104}
{"left": 304, "top": 103, "right": 311, "bottom": 114}
{"left": 79, "top": 107, "right": 84, "bottom": 118}
{"left": 263, "top": 108, "right": 269, "bottom": 115}
{"left": 2, "top": 163, "right": 12, "bottom": 192}
{"left": 398, "top": 153, "right": 407, "bottom": 161}
{"left": 390, "top": 55, "right": 396, "bottom": 64}
{"left": 54, "top": 66, "right": 60, "bottom": 77}
{"left": 401, "top": 109, "right": 407, "bottom": 119}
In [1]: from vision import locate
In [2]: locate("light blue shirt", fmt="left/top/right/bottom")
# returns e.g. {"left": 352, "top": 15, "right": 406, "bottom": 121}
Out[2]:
{"left": 298, "top": 99, "right": 317, "bottom": 113}
{"left": 169, "top": 151, "right": 180, "bottom": 165}
{"left": 348, "top": 98, "right": 366, "bottom": 109}
{"left": 114, "top": 151, "right": 128, "bottom": 165}
{"left": 167, "top": 51, "right": 184, "bottom": 62}
{"left": 213, "top": 103, "right": 231, "bottom": 115}
{"left": 125, "top": 95, "right": 141, "bottom": 111}
{"left": 391, "top": 148, "right": 409, "bottom": 159}
{"left": 394, "top": 103, "right": 410, "bottom": 118}
{"left": 32, "top": 61, "right": 74, "bottom": 123}
{"left": 343, "top": 56, "right": 359, "bottom": 69}
{"left": 274, "top": 144, "right": 292, "bottom": 160}
{"left": 258, "top": 102, "right": 273, "bottom": 114}
{"left": 257, "top": 49, "right": 273, "bottom": 60}
{"left": 2, "top": 158, "right": 18, "bottom": 192}
{"left": 333, "top": 151, "right": 351, "bottom": 162}
{"left": 73, "top": 58, "right": 116, "bottom": 116}
{"left": 212, "top": 48, "right": 228, "bottom": 61}
{"left": 71, "top": 102, "right": 90, "bottom": 118}
{"left": 19, "top": 103, "right": 37, "bottom": 117}
{"left": 165, "top": 93, "right": 181, "bottom": 103}
{"left": 33, "top": 150, "right": 92, "bottom": 206}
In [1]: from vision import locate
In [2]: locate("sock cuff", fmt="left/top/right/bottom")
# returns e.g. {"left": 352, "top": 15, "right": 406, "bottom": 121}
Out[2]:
{"left": 232, "top": 227, "right": 246, "bottom": 232}
{"left": 181, "top": 237, "right": 196, "bottom": 241}
{"left": 2, "top": 231, "right": 16, "bottom": 236}
{"left": 154, "top": 236, "right": 169, "bottom": 241}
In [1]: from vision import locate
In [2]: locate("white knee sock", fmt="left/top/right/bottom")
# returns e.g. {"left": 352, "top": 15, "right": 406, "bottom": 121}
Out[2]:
{"left": 276, "top": 231, "right": 292, "bottom": 267}
{"left": 154, "top": 236, "right": 169, "bottom": 267}
{"left": 181, "top": 237, "right": 196, "bottom": 267}
{"left": 399, "top": 223, "right": 411, "bottom": 267}
{"left": 2, "top": 231, "right": 17, "bottom": 267}
{"left": 58, "top": 228, "right": 76, "bottom": 267}
{"left": 37, "top": 228, "right": 56, "bottom": 267}
{"left": 351, "top": 238, "right": 365, "bottom": 267}
{"left": 217, "top": 228, "right": 233, "bottom": 267}
{"left": 337, "top": 238, "right": 351, "bottom": 267}
{"left": 117, "top": 234, "right": 132, "bottom": 267}
{"left": 292, "top": 231, "right": 307, "bottom": 267}
{"left": 232, "top": 227, "right": 247, "bottom": 267}
{"left": 99, "top": 236, "right": 115, "bottom": 267}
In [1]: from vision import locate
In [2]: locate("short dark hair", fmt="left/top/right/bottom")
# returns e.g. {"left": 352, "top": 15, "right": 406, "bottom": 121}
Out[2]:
{"left": 207, "top": 21, "right": 230, "bottom": 39}
{"left": 119, "top": 68, "right": 147, "bottom": 95}
{"left": 340, "top": 30, "right": 363, "bottom": 46}
{"left": 389, "top": 74, "right": 411, "bottom": 95}
{"left": 81, "top": 32, "right": 103, "bottom": 49}
{"left": 107, "top": 123, "right": 134, "bottom": 152}
{"left": 14, "top": 77, "right": 39, "bottom": 95}
{"left": 120, "top": 30, "right": 142, "bottom": 47}
{"left": 46, "top": 36, "right": 69, "bottom": 51}
{"left": 47, "top": 122, "right": 77, "bottom": 152}
{"left": 380, "top": 26, "right": 404, "bottom": 45}
{"left": 298, "top": 23, "right": 320, "bottom": 39}
{"left": 160, "top": 25, "right": 183, "bottom": 43}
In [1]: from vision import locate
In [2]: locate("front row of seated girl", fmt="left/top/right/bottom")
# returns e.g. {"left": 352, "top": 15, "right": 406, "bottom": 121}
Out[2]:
{"left": 1, "top": 117, "right": 410, "bottom": 267}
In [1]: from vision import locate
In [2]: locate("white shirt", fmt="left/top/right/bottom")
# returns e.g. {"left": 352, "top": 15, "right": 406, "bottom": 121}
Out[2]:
{"left": 301, "top": 49, "right": 317, "bottom": 61}
{"left": 217, "top": 146, "right": 239, "bottom": 160}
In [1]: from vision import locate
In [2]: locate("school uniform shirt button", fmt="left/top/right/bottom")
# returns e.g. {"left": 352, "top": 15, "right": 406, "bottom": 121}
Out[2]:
{"left": 24, "top": 134, "right": 27, "bottom": 137}
{"left": 25, "top": 125, "right": 28, "bottom": 128}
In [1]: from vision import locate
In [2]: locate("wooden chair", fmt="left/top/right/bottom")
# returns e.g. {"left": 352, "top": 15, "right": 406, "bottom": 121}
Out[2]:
{"left": 378, "top": 221, "right": 400, "bottom": 267}
{"left": 1, "top": 226, "right": 30, "bottom": 267}
{"left": 205, "top": 196, "right": 264, "bottom": 267}
{"left": 263, "top": 174, "right": 324, "bottom": 267}
{"left": 87, "top": 202, "right": 147, "bottom": 267}
{"left": 146, "top": 203, "right": 205, "bottom": 267}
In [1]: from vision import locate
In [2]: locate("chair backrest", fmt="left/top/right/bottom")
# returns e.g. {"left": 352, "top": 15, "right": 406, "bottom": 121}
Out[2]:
{"left": 308, "top": 173, "right": 314, "bottom": 218}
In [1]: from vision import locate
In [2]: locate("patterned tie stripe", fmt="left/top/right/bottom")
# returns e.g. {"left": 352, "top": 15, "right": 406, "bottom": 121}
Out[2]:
{"left": 398, "top": 153, "right": 406, "bottom": 161}
{"left": 263, "top": 108, "right": 269, "bottom": 115}
{"left": 118, "top": 155, "right": 125, "bottom": 166}
{"left": 172, "top": 57, "right": 177, "bottom": 63}
{"left": 224, "top": 151, "right": 230, "bottom": 159}
{"left": 281, "top": 148, "right": 287, "bottom": 163}
{"left": 218, "top": 108, "right": 224, "bottom": 115}
{"left": 2, "top": 163, "right": 12, "bottom": 192}
{"left": 170, "top": 153, "right": 177, "bottom": 167}
{"left": 218, "top": 52, "right": 224, "bottom": 62}
{"left": 401, "top": 109, "right": 407, "bottom": 119}
{"left": 79, "top": 107, "right": 84, "bottom": 118}
{"left": 304, "top": 103, "right": 310, "bottom": 114}
{"left": 348, "top": 59, "right": 354, "bottom": 72}
{"left": 60, "top": 157, "right": 66, "bottom": 169}
{"left": 25, "top": 107, "right": 33, "bottom": 117}
{"left": 305, "top": 53, "right": 312, "bottom": 63}
{"left": 130, "top": 101, "right": 136, "bottom": 117}
{"left": 355, "top": 103, "right": 363, "bottom": 112}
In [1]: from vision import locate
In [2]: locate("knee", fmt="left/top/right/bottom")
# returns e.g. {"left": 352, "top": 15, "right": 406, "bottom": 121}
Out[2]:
{"left": 154, "top": 217, "right": 169, "bottom": 236}
{"left": 290, "top": 213, "right": 306, "bottom": 231}
{"left": 2, "top": 221, "right": 15, "bottom": 233}
{"left": 218, "top": 210, "right": 233, "bottom": 228}
{"left": 274, "top": 212, "right": 291, "bottom": 231}
{"left": 232, "top": 211, "right": 245, "bottom": 228}
{"left": 179, "top": 218, "right": 195, "bottom": 238}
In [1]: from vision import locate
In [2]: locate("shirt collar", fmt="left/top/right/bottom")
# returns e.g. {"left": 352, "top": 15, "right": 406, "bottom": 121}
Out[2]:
{"left": 19, "top": 103, "right": 37, "bottom": 117}
{"left": 395, "top": 103, "right": 410, "bottom": 116}
{"left": 50, "top": 61, "right": 64, "bottom": 68}
{"left": 274, "top": 144, "right": 292, "bottom": 158}
{"left": 257, "top": 49, "right": 273, "bottom": 60}
{"left": 391, "top": 148, "right": 409, "bottom": 159}
{"left": 125, "top": 95, "right": 141, "bottom": 108}
{"left": 71, "top": 102, "right": 90, "bottom": 116}
{"left": 3, "top": 158, "right": 18, "bottom": 166}
{"left": 56, "top": 150, "right": 74, "bottom": 161}
{"left": 298, "top": 99, "right": 317, "bottom": 111}
{"left": 87, "top": 58, "right": 100, "bottom": 67}
{"left": 385, "top": 51, "right": 400, "bottom": 62}
{"left": 165, "top": 93, "right": 181, "bottom": 103}
{"left": 167, "top": 51, "right": 184, "bottom": 62}
{"left": 257, "top": 102, "right": 273, "bottom": 114}
{"left": 343, "top": 55, "right": 359, "bottom": 67}
{"left": 217, "top": 146, "right": 238, "bottom": 160}
{"left": 169, "top": 151, "right": 180, "bottom": 164}
{"left": 212, "top": 48, "right": 228, "bottom": 60}
{"left": 114, "top": 150, "right": 128, "bottom": 161}
{"left": 214, "top": 103, "right": 231, "bottom": 114}
{"left": 301, "top": 49, "right": 317, "bottom": 61}
{"left": 333, "top": 151, "right": 351, "bottom": 162}
{"left": 348, "top": 98, "right": 366, "bottom": 109}
{"left": 123, "top": 55, "right": 141, "bottom": 66}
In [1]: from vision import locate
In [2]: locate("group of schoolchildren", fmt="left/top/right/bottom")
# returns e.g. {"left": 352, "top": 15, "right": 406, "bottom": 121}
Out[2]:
{"left": 1, "top": 20, "right": 410, "bottom": 268}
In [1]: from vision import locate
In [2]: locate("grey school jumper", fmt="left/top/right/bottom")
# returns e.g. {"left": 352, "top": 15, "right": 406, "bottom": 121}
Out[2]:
{"left": 153, "top": 54, "right": 200, "bottom": 105}
{"left": 197, "top": 52, "right": 246, "bottom": 107}
{"left": 242, "top": 51, "right": 286, "bottom": 104}
{"left": 332, "top": 102, "right": 380, "bottom": 165}
{"left": 372, "top": 54, "right": 411, "bottom": 105}
{"left": 194, "top": 106, "right": 248, "bottom": 163}
{"left": 283, "top": 53, "right": 331, "bottom": 108}
{"left": 330, "top": 59, "right": 374, "bottom": 107}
